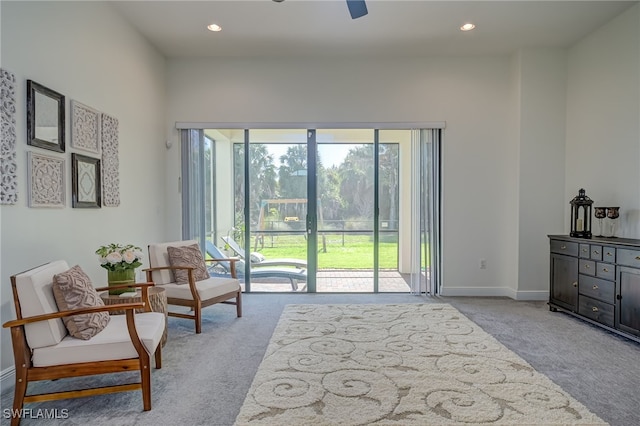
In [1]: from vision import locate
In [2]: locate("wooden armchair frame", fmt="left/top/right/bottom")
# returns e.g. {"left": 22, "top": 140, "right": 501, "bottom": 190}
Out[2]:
{"left": 144, "top": 257, "right": 242, "bottom": 334}
{"left": 2, "top": 277, "right": 162, "bottom": 426}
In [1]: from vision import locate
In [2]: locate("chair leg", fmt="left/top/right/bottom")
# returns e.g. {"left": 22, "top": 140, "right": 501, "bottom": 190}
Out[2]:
{"left": 236, "top": 291, "right": 242, "bottom": 318}
{"left": 154, "top": 344, "right": 162, "bottom": 369}
{"left": 11, "top": 366, "right": 28, "bottom": 426}
{"left": 289, "top": 278, "right": 298, "bottom": 291}
{"left": 194, "top": 303, "right": 202, "bottom": 334}
{"left": 141, "top": 356, "right": 152, "bottom": 411}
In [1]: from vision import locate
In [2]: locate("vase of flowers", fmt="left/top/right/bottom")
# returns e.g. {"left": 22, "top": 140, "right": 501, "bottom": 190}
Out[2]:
{"left": 96, "top": 243, "right": 144, "bottom": 295}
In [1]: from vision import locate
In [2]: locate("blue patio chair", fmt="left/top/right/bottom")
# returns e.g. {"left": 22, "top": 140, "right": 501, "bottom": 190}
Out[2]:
{"left": 206, "top": 241, "right": 306, "bottom": 291}
{"left": 221, "top": 236, "right": 307, "bottom": 269}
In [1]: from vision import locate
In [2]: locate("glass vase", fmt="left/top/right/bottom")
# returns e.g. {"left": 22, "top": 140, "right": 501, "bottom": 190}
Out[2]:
{"left": 107, "top": 269, "right": 136, "bottom": 295}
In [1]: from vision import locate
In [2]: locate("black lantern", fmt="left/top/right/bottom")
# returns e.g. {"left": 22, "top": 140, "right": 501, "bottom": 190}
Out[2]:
{"left": 570, "top": 188, "right": 593, "bottom": 238}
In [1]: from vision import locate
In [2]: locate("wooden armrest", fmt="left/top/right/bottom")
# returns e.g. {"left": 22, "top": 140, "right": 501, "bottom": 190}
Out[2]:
{"left": 2, "top": 303, "right": 145, "bottom": 328}
{"left": 143, "top": 266, "right": 194, "bottom": 272}
{"left": 204, "top": 258, "right": 240, "bottom": 264}
{"left": 203, "top": 258, "right": 238, "bottom": 278}
{"left": 95, "top": 282, "right": 155, "bottom": 292}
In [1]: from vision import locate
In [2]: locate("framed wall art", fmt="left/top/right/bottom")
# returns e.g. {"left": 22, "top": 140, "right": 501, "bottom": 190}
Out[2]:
{"left": 72, "top": 153, "right": 101, "bottom": 208}
{"left": 101, "top": 113, "right": 120, "bottom": 206}
{"left": 71, "top": 100, "right": 101, "bottom": 155}
{"left": 1, "top": 68, "right": 18, "bottom": 204}
{"left": 27, "top": 151, "right": 65, "bottom": 208}
{"left": 27, "top": 80, "right": 65, "bottom": 153}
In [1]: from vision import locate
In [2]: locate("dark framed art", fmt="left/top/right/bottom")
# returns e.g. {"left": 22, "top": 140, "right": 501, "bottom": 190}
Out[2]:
{"left": 71, "top": 153, "right": 101, "bottom": 208}
{"left": 27, "top": 80, "right": 65, "bottom": 152}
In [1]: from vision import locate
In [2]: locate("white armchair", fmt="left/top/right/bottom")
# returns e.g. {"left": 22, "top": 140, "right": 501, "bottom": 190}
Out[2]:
{"left": 145, "top": 240, "right": 242, "bottom": 334}
{"left": 2, "top": 261, "right": 165, "bottom": 426}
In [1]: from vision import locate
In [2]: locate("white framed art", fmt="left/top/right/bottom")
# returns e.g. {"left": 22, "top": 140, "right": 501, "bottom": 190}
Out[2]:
{"left": 28, "top": 151, "right": 65, "bottom": 208}
{"left": 101, "top": 113, "right": 120, "bottom": 206}
{"left": 1, "top": 68, "right": 17, "bottom": 204}
{"left": 71, "top": 100, "right": 101, "bottom": 155}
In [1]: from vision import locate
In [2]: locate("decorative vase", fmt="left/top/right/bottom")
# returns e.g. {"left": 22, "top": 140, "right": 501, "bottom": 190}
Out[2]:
{"left": 107, "top": 269, "right": 136, "bottom": 295}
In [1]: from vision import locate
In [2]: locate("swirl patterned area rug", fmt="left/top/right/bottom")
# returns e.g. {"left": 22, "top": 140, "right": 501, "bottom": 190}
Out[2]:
{"left": 235, "top": 304, "right": 606, "bottom": 425}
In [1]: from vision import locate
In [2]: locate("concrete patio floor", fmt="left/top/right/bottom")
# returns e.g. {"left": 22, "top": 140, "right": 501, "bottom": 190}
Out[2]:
{"left": 240, "top": 269, "right": 412, "bottom": 293}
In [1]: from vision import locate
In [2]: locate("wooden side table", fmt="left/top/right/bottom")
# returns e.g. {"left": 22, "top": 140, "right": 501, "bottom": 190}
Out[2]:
{"left": 100, "top": 286, "right": 168, "bottom": 347}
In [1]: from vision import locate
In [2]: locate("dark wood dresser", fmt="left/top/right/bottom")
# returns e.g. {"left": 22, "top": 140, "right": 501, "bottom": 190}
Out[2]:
{"left": 548, "top": 235, "right": 640, "bottom": 343}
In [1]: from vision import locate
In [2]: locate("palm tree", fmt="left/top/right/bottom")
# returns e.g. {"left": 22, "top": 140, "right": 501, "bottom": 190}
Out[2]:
{"left": 233, "top": 144, "right": 277, "bottom": 224}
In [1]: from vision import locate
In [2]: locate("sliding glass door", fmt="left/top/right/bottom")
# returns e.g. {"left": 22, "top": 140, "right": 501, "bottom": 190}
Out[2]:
{"left": 181, "top": 126, "right": 440, "bottom": 295}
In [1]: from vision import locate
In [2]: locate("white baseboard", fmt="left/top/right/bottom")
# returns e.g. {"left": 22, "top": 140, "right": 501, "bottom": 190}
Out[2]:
{"left": 440, "top": 286, "right": 549, "bottom": 301}
{"left": 1, "top": 366, "right": 15, "bottom": 394}
{"left": 512, "top": 291, "right": 549, "bottom": 301}
{"left": 440, "top": 286, "right": 514, "bottom": 298}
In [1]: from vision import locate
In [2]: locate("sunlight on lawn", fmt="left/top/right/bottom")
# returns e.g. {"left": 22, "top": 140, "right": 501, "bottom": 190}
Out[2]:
{"left": 249, "top": 234, "right": 398, "bottom": 269}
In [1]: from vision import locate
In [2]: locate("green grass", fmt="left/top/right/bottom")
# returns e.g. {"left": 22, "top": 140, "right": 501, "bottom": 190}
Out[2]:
{"left": 245, "top": 234, "right": 398, "bottom": 269}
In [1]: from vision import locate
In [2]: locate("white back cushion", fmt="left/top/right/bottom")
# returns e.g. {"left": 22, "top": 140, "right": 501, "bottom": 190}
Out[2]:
{"left": 148, "top": 240, "right": 199, "bottom": 284}
{"left": 15, "top": 260, "right": 70, "bottom": 348}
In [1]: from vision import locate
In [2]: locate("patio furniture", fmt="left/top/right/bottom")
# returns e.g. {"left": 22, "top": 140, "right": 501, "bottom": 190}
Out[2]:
{"left": 2, "top": 261, "right": 165, "bottom": 426}
{"left": 145, "top": 240, "right": 242, "bottom": 334}
{"left": 222, "top": 236, "right": 307, "bottom": 269}
{"left": 207, "top": 241, "right": 307, "bottom": 291}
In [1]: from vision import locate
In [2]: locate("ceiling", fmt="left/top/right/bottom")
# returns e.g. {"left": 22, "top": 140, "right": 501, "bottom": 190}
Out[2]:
{"left": 110, "top": 1, "right": 637, "bottom": 58}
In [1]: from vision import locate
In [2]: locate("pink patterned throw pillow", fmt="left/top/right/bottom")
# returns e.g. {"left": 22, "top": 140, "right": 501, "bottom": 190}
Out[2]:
{"left": 52, "top": 265, "right": 110, "bottom": 340}
{"left": 167, "top": 244, "right": 210, "bottom": 284}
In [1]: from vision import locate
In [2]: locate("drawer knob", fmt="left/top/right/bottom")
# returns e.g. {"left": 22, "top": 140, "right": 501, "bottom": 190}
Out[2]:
{"left": 582, "top": 248, "right": 587, "bottom": 252}
{"left": 593, "top": 250, "right": 600, "bottom": 255}
{"left": 606, "top": 252, "right": 613, "bottom": 256}
{"left": 592, "top": 306, "right": 599, "bottom": 312}
{"left": 572, "top": 282, "right": 578, "bottom": 287}
{"left": 584, "top": 264, "right": 590, "bottom": 269}
{"left": 561, "top": 245, "right": 567, "bottom": 250}
{"left": 593, "top": 285, "right": 599, "bottom": 290}
{"left": 602, "top": 268, "right": 609, "bottom": 273}
{"left": 636, "top": 256, "right": 640, "bottom": 261}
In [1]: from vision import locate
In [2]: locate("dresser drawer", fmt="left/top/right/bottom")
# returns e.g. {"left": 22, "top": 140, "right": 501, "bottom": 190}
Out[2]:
{"left": 590, "top": 245, "right": 603, "bottom": 261}
{"left": 595, "top": 262, "right": 615, "bottom": 281}
{"left": 617, "top": 249, "right": 640, "bottom": 268}
{"left": 579, "top": 295, "right": 614, "bottom": 327}
{"left": 551, "top": 240, "right": 578, "bottom": 256}
{"left": 602, "top": 246, "right": 616, "bottom": 263}
{"left": 579, "top": 244, "right": 590, "bottom": 258}
{"left": 579, "top": 275, "right": 615, "bottom": 304}
{"left": 579, "top": 259, "right": 596, "bottom": 276}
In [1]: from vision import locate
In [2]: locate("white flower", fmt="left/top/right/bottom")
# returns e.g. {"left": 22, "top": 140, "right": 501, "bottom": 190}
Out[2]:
{"left": 122, "top": 250, "right": 137, "bottom": 264}
{"left": 105, "top": 252, "right": 123, "bottom": 264}
{"left": 96, "top": 243, "right": 143, "bottom": 271}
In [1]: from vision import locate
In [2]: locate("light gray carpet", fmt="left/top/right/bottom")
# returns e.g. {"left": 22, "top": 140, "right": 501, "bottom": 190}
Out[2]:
{"left": 235, "top": 303, "right": 604, "bottom": 425}
{"left": 1, "top": 294, "right": 639, "bottom": 425}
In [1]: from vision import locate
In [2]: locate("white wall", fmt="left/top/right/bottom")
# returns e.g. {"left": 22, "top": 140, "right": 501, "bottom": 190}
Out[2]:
{"left": 0, "top": 1, "right": 167, "bottom": 374}
{"left": 166, "top": 56, "right": 519, "bottom": 296}
{"left": 514, "top": 49, "right": 567, "bottom": 299}
{"left": 566, "top": 4, "right": 640, "bottom": 239}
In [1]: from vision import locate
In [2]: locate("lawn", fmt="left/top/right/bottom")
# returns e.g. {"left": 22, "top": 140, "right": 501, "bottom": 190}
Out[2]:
{"left": 243, "top": 233, "right": 399, "bottom": 269}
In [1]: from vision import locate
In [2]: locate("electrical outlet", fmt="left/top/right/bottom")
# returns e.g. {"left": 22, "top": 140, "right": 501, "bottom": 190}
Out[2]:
{"left": 479, "top": 259, "right": 487, "bottom": 269}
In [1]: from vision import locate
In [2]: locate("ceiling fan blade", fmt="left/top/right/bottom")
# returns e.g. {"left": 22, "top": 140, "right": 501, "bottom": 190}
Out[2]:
{"left": 346, "top": 0, "right": 368, "bottom": 19}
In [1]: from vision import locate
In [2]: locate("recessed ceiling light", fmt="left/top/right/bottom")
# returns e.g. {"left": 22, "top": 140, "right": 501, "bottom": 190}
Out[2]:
{"left": 207, "top": 23, "right": 222, "bottom": 32}
{"left": 460, "top": 23, "right": 476, "bottom": 32}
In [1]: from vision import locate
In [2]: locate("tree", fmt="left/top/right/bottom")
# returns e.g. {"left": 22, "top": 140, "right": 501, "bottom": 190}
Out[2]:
{"left": 339, "top": 145, "right": 375, "bottom": 221}
{"left": 278, "top": 145, "right": 307, "bottom": 200}
{"left": 233, "top": 144, "right": 277, "bottom": 225}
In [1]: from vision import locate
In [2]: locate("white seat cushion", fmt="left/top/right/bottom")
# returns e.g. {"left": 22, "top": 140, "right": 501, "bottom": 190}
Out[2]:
{"left": 15, "top": 260, "right": 70, "bottom": 349}
{"left": 32, "top": 312, "right": 165, "bottom": 367}
{"left": 161, "top": 276, "right": 239, "bottom": 301}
